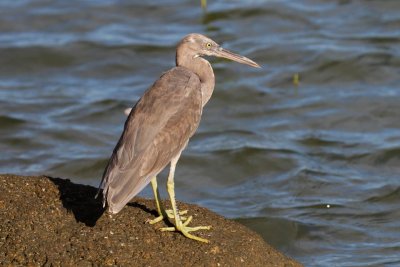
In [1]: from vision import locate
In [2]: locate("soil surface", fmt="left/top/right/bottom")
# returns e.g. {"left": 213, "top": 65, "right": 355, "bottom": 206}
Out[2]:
{"left": 0, "top": 174, "right": 302, "bottom": 266}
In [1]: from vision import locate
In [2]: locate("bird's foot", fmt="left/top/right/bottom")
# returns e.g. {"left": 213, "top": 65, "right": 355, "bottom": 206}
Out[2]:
{"left": 148, "top": 209, "right": 188, "bottom": 224}
{"left": 160, "top": 216, "right": 211, "bottom": 243}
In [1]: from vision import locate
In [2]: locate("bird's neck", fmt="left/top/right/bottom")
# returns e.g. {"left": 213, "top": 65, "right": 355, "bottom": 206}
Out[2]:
{"left": 176, "top": 55, "right": 215, "bottom": 107}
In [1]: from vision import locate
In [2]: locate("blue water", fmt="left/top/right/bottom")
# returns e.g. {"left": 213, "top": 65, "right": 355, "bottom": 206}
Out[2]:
{"left": 1, "top": 1, "right": 400, "bottom": 265}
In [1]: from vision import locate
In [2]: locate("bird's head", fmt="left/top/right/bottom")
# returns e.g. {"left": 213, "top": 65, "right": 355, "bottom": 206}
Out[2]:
{"left": 177, "top": 33, "right": 260, "bottom": 68}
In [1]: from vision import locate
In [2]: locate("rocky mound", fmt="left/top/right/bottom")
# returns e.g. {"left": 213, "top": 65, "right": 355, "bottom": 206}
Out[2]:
{"left": 0, "top": 174, "right": 301, "bottom": 266}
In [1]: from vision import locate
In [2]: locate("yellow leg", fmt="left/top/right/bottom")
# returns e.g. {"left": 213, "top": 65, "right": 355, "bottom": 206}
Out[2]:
{"left": 159, "top": 153, "right": 211, "bottom": 243}
{"left": 148, "top": 176, "right": 167, "bottom": 224}
{"left": 148, "top": 176, "right": 188, "bottom": 224}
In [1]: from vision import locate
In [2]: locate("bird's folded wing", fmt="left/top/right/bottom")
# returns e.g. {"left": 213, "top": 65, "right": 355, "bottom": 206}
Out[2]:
{"left": 99, "top": 67, "right": 202, "bottom": 213}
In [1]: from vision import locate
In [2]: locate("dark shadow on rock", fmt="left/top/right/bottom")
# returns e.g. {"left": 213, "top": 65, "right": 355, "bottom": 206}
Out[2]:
{"left": 47, "top": 176, "right": 105, "bottom": 227}
{"left": 127, "top": 201, "right": 174, "bottom": 227}
{"left": 127, "top": 201, "right": 157, "bottom": 216}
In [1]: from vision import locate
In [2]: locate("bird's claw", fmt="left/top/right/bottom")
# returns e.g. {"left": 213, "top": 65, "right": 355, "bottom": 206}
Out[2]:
{"left": 148, "top": 209, "right": 188, "bottom": 224}
{"left": 160, "top": 216, "right": 211, "bottom": 243}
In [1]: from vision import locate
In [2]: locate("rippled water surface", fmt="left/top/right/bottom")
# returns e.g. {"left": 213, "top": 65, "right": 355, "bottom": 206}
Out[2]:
{"left": 1, "top": 0, "right": 400, "bottom": 265}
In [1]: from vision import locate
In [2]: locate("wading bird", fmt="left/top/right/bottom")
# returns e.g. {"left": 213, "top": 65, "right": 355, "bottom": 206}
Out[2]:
{"left": 98, "top": 33, "right": 260, "bottom": 243}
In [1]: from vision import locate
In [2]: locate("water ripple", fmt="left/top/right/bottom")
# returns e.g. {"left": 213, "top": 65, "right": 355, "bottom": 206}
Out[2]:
{"left": 1, "top": 1, "right": 400, "bottom": 266}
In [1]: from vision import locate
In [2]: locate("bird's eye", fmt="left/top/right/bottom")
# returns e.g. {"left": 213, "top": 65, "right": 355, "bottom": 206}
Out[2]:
{"left": 206, "top": 42, "right": 212, "bottom": 49}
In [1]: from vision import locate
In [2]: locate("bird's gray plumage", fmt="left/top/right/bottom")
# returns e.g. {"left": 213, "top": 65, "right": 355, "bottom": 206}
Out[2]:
{"left": 99, "top": 67, "right": 202, "bottom": 213}
{"left": 97, "top": 33, "right": 260, "bottom": 225}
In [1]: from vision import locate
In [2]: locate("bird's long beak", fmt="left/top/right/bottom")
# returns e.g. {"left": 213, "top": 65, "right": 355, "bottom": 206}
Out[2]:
{"left": 216, "top": 47, "right": 261, "bottom": 68}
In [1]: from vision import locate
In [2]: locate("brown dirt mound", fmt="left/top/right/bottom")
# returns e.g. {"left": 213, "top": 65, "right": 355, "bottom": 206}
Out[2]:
{"left": 0, "top": 174, "right": 301, "bottom": 266}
